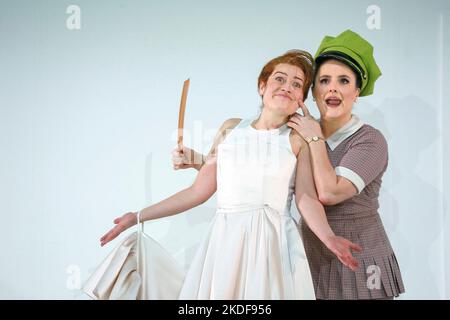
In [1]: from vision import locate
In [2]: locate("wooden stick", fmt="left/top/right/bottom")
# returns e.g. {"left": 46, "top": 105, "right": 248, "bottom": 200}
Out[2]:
{"left": 177, "top": 78, "right": 190, "bottom": 150}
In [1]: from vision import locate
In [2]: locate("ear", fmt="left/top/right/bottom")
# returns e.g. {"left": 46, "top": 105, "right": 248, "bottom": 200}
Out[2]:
{"left": 258, "top": 82, "right": 266, "bottom": 97}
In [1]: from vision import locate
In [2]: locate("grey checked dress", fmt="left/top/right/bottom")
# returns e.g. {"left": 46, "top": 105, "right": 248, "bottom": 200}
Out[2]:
{"left": 300, "top": 116, "right": 405, "bottom": 300}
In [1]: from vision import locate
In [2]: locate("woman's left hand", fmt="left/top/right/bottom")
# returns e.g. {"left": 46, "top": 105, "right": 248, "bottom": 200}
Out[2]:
{"left": 287, "top": 101, "right": 323, "bottom": 140}
{"left": 324, "top": 235, "right": 363, "bottom": 271}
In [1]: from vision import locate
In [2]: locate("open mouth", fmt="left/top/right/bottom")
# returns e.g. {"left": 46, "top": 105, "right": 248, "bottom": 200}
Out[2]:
{"left": 325, "top": 97, "right": 342, "bottom": 107}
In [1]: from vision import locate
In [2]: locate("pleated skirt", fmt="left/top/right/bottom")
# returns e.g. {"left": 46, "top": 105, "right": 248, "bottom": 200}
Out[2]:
{"left": 300, "top": 213, "right": 405, "bottom": 300}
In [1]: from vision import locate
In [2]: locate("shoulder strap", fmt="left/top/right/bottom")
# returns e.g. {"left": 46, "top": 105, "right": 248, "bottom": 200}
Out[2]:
{"left": 280, "top": 125, "right": 296, "bottom": 156}
{"left": 234, "top": 118, "right": 251, "bottom": 129}
{"left": 220, "top": 118, "right": 248, "bottom": 144}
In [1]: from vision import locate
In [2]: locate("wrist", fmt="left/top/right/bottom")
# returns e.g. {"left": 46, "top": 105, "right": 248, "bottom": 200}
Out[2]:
{"left": 193, "top": 162, "right": 202, "bottom": 171}
{"left": 194, "top": 154, "right": 206, "bottom": 170}
{"left": 134, "top": 211, "right": 140, "bottom": 225}
{"left": 135, "top": 209, "right": 146, "bottom": 224}
{"left": 322, "top": 232, "right": 336, "bottom": 247}
{"left": 305, "top": 135, "right": 325, "bottom": 144}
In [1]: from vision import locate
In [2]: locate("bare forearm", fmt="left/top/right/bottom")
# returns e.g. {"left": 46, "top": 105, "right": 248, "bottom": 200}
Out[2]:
{"left": 296, "top": 141, "right": 335, "bottom": 244}
{"left": 297, "top": 197, "right": 335, "bottom": 244}
{"left": 309, "top": 141, "right": 339, "bottom": 199}
{"left": 140, "top": 187, "right": 205, "bottom": 222}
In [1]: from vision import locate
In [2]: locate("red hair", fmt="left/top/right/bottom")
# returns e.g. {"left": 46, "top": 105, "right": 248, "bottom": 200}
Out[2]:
{"left": 257, "top": 50, "right": 314, "bottom": 100}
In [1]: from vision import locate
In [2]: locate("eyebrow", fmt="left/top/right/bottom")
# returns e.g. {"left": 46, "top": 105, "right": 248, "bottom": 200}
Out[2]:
{"left": 319, "top": 74, "right": 351, "bottom": 78}
{"left": 274, "top": 71, "right": 304, "bottom": 83}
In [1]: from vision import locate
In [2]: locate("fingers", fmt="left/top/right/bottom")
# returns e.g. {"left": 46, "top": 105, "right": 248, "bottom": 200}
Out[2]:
{"left": 350, "top": 242, "right": 363, "bottom": 253}
{"left": 339, "top": 253, "right": 359, "bottom": 271}
{"left": 180, "top": 145, "right": 192, "bottom": 155}
{"left": 286, "top": 120, "right": 297, "bottom": 129}
{"left": 173, "top": 155, "right": 183, "bottom": 165}
{"left": 332, "top": 238, "right": 362, "bottom": 271}
{"left": 100, "top": 230, "right": 117, "bottom": 247}
{"left": 171, "top": 148, "right": 181, "bottom": 157}
{"left": 172, "top": 148, "right": 184, "bottom": 166}
{"left": 288, "top": 114, "right": 302, "bottom": 125}
{"left": 298, "top": 101, "right": 311, "bottom": 117}
{"left": 100, "top": 224, "right": 124, "bottom": 246}
{"left": 344, "top": 241, "right": 362, "bottom": 270}
{"left": 348, "top": 255, "right": 359, "bottom": 270}
{"left": 172, "top": 146, "right": 194, "bottom": 168}
{"left": 100, "top": 212, "right": 138, "bottom": 246}
{"left": 100, "top": 230, "right": 111, "bottom": 246}
{"left": 343, "top": 238, "right": 363, "bottom": 253}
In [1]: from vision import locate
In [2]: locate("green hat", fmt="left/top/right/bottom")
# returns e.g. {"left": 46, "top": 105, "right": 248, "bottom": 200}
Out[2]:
{"left": 314, "top": 29, "right": 381, "bottom": 97}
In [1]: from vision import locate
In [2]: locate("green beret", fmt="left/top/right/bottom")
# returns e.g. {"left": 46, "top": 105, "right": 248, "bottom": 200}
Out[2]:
{"left": 314, "top": 30, "right": 381, "bottom": 97}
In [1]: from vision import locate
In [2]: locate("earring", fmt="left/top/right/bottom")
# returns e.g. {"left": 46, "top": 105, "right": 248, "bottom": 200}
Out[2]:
{"left": 313, "top": 97, "right": 316, "bottom": 102}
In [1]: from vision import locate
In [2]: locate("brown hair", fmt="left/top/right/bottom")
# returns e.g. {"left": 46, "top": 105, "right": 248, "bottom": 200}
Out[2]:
{"left": 313, "top": 56, "right": 362, "bottom": 91}
{"left": 257, "top": 50, "right": 314, "bottom": 100}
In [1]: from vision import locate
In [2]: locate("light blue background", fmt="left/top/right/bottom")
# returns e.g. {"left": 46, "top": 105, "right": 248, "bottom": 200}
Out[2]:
{"left": 0, "top": 0, "right": 449, "bottom": 299}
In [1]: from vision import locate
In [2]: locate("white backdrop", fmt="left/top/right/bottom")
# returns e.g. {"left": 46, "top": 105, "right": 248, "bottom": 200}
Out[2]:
{"left": 0, "top": 0, "right": 449, "bottom": 299}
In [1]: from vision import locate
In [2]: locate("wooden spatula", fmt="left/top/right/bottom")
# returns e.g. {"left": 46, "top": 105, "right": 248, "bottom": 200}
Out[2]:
{"left": 177, "top": 78, "right": 190, "bottom": 150}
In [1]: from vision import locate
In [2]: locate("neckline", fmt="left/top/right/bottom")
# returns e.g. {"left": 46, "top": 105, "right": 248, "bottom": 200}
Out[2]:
{"left": 249, "top": 119, "right": 288, "bottom": 133}
{"left": 325, "top": 115, "right": 364, "bottom": 151}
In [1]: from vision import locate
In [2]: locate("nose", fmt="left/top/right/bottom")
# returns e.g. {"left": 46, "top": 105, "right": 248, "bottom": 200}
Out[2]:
{"left": 328, "top": 80, "right": 338, "bottom": 93}
{"left": 281, "top": 81, "right": 292, "bottom": 92}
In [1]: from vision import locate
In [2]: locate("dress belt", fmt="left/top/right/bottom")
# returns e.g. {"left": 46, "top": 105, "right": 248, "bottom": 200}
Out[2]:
{"left": 216, "top": 204, "right": 291, "bottom": 217}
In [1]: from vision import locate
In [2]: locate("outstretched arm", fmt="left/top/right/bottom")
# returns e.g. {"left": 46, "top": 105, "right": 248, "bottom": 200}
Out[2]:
{"left": 294, "top": 136, "right": 362, "bottom": 271}
{"left": 100, "top": 157, "right": 217, "bottom": 246}
{"left": 101, "top": 118, "right": 241, "bottom": 247}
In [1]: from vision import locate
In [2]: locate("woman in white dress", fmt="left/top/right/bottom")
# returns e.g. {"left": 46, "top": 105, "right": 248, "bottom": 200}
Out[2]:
{"left": 83, "top": 50, "right": 362, "bottom": 300}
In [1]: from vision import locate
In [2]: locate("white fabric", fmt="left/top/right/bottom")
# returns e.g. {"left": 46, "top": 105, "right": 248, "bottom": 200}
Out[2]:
{"left": 82, "top": 231, "right": 185, "bottom": 300}
{"left": 335, "top": 166, "right": 366, "bottom": 194}
{"left": 325, "top": 114, "right": 364, "bottom": 151}
{"left": 83, "top": 118, "right": 315, "bottom": 300}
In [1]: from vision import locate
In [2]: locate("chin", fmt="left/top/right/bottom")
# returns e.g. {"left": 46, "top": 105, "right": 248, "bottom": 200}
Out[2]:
{"left": 322, "top": 110, "right": 344, "bottom": 120}
{"left": 270, "top": 104, "right": 295, "bottom": 115}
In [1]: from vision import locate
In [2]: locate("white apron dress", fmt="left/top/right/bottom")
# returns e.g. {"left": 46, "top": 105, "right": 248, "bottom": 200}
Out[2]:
{"left": 83, "top": 118, "right": 315, "bottom": 300}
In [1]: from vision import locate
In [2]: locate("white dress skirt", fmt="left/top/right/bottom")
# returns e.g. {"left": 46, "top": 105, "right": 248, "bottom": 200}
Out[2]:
{"left": 83, "top": 118, "right": 315, "bottom": 300}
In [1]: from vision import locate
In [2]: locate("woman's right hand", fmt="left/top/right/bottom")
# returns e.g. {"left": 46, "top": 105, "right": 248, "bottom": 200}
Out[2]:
{"left": 100, "top": 212, "right": 138, "bottom": 247}
{"left": 172, "top": 146, "right": 204, "bottom": 171}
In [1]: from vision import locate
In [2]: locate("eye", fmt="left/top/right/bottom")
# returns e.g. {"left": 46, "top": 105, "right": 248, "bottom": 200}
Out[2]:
{"left": 339, "top": 78, "right": 350, "bottom": 84}
{"left": 319, "top": 78, "right": 329, "bottom": 85}
{"left": 292, "top": 82, "right": 302, "bottom": 89}
{"left": 275, "top": 76, "right": 285, "bottom": 83}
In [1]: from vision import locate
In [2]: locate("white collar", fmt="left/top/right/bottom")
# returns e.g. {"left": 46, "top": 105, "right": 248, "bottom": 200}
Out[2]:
{"left": 325, "top": 115, "right": 364, "bottom": 151}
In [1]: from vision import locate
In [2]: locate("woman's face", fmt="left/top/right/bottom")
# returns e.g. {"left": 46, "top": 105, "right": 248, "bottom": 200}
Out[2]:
{"left": 312, "top": 59, "right": 360, "bottom": 122}
{"left": 259, "top": 63, "right": 305, "bottom": 116}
